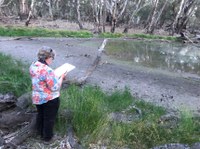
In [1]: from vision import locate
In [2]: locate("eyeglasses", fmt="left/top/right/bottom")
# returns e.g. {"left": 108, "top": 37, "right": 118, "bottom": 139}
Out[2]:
{"left": 48, "top": 48, "right": 54, "bottom": 60}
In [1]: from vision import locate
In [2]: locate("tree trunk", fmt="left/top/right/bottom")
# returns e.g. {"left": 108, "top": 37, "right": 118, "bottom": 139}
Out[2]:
{"left": 21, "top": 0, "right": 27, "bottom": 14}
{"left": 0, "top": 0, "right": 15, "bottom": 16}
{"left": 19, "top": 0, "right": 28, "bottom": 20}
{"left": 105, "top": 0, "right": 128, "bottom": 33}
{"left": 98, "top": 0, "right": 104, "bottom": 33}
{"left": 47, "top": 0, "right": 53, "bottom": 20}
{"left": 92, "top": 0, "right": 99, "bottom": 33}
{"left": 123, "top": 0, "right": 143, "bottom": 33}
{"left": 110, "top": 1, "right": 117, "bottom": 33}
{"left": 172, "top": 0, "right": 196, "bottom": 35}
{"left": 102, "top": 3, "right": 106, "bottom": 33}
{"left": 154, "top": 0, "right": 168, "bottom": 27}
{"left": 25, "top": 0, "right": 35, "bottom": 26}
{"left": 177, "top": 0, "right": 196, "bottom": 34}
{"left": 0, "top": 0, "right": 5, "bottom": 6}
{"left": 146, "top": 0, "right": 159, "bottom": 34}
{"left": 92, "top": 0, "right": 105, "bottom": 33}
{"left": 76, "top": 0, "right": 83, "bottom": 30}
{"left": 172, "top": 0, "right": 185, "bottom": 35}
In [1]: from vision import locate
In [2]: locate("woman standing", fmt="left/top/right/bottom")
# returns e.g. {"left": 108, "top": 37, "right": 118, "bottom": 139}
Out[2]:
{"left": 29, "top": 46, "right": 65, "bottom": 142}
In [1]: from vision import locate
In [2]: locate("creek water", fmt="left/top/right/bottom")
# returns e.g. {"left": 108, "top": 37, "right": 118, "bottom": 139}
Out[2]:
{"left": 105, "top": 39, "right": 200, "bottom": 76}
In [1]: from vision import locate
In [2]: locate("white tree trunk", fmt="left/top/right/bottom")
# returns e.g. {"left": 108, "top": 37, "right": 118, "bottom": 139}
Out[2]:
{"left": 124, "top": 0, "right": 145, "bottom": 33}
{"left": 25, "top": 0, "right": 35, "bottom": 26}
{"left": 118, "top": 0, "right": 128, "bottom": 18}
{"left": 172, "top": 0, "right": 185, "bottom": 34}
{"left": 76, "top": 0, "right": 83, "bottom": 29}
{"left": 0, "top": 0, "right": 4, "bottom": 6}
{"left": 0, "top": 0, "right": 14, "bottom": 8}
{"left": 47, "top": 0, "right": 53, "bottom": 20}
{"left": 105, "top": 0, "right": 128, "bottom": 33}
{"left": 93, "top": 0, "right": 99, "bottom": 24}
{"left": 92, "top": 0, "right": 105, "bottom": 33}
{"left": 22, "top": 0, "right": 26, "bottom": 13}
{"left": 146, "top": 0, "right": 159, "bottom": 34}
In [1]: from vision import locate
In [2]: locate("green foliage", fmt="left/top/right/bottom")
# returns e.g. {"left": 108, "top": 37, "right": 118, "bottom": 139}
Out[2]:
{"left": 98, "top": 32, "right": 124, "bottom": 38}
{"left": 55, "top": 115, "right": 68, "bottom": 136}
{"left": 104, "top": 87, "right": 133, "bottom": 112}
{"left": 173, "top": 110, "right": 200, "bottom": 144}
{"left": 0, "top": 26, "right": 178, "bottom": 41}
{"left": 134, "top": 99, "right": 165, "bottom": 120}
{"left": 59, "top": 85, "right": 133, "bottom": 138}
{"left": 60, "top": 85, "right": 106, "bottom": 138}
{"left": 0, "top": 26, "right": 93, "bottom": 38}
{"left": 127, "top": 33, "right": 177, "bottom": 41}
{"left": 0, "top": 53, "right": 31, "bottom": 97}
{"left": 58, "top": 83, "right": 200, "bottom": 148}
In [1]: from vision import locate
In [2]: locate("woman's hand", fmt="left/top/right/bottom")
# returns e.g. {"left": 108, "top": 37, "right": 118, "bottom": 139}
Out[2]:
{"left": 61, "top": 73, "right": 67, "bottom": 80}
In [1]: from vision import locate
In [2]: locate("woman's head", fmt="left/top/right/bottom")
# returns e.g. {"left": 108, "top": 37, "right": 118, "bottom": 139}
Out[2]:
{"left": 37, "top": 46, "right": 55, "bottom": 61}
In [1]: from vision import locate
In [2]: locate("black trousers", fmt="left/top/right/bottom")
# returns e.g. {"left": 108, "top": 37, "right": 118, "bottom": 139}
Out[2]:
{"left": 36, "top": 97, "right": 60, "bottom": 141}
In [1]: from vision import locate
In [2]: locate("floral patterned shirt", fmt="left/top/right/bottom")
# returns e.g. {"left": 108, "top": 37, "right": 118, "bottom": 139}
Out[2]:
{"left": 29, "top": 61, "right": 61, "bottom": 105}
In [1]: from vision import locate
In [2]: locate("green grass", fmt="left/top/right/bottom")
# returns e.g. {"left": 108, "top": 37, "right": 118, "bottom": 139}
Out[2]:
{"left": 0, "top": 53, "right": 31, "bottom": 97}
{"left": 59, "top": 84, "right": 200, "bottom": 148}
{"left": 0, "top": 26, "right": 179, "bottom": 41}
{"left": 0, "top": 26, "right": 93, "bottom": 38}
{"left": 127, "top": 33, "right": 177, "bottom": 41}
{"left": 1, "top": 53, "right": 200, "bottom": 148}
{"left": 99, "top": 32, "right": 124, "bottom": 38}
{"left": 98, "top": 32, "right": 177, "bottom": 41}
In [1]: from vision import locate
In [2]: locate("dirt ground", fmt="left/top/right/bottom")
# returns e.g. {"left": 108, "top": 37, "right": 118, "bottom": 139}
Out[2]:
{"left": 0, "top": 36, "right": 200, "bottom": 115}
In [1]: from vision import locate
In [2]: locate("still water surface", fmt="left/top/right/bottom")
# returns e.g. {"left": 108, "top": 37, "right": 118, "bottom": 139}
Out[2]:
{"left": 105, "top": 39, "right": 200, "bottom": 76}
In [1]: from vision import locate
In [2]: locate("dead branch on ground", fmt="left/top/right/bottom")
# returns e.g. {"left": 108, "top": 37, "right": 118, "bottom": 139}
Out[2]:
{"left": 64, "top": 39, "right": 108, "bottom": 85}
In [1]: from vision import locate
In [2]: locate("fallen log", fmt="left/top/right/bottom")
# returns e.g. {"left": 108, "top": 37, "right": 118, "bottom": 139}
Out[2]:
{"left": 3, "top": 114, "right": 36, "bottom": 148}
{"left": 0, "top": 92, "right": 36, "bottom": 148}
{"left": 0, "top": 109, "right": 33, "bottom": 129}
{"left": 64, "top": 39, "right": 108, "bottom": 85}
{"left": 0, "top": 93, "right": 16, "bottom": 112}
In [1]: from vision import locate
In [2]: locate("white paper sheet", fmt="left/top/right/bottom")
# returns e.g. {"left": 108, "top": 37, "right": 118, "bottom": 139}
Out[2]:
{"left": 54, "top": 63, "right": 75, "bottom": 77}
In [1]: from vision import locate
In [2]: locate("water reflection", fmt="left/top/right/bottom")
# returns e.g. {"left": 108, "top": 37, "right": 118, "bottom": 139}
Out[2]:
{"left": 105, "top": 39, "right": 200, "bottom": 75}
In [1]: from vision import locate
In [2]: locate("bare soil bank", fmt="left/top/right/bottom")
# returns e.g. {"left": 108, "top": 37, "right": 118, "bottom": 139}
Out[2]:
{"left": 0, "top": 37, "right": 200, "bottom": 114}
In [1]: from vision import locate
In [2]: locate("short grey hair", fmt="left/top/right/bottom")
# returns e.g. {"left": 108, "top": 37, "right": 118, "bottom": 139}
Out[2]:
{"left": 37, "top": 46, "right": 55, "bottom": 61}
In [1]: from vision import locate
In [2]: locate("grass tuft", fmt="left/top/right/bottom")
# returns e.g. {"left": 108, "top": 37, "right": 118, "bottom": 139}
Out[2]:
{"left": 0, "top": 53, "right": 31, "bottom": 96}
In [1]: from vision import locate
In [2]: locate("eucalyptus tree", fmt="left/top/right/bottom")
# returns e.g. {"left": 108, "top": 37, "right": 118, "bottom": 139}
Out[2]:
{"left": 47, "top": 0, "right": 53, "bottom": 19}
{"left": 25, "top": 0, "right": 36, "bottom": 26}
{"left": 192, "top": 2, "right": 200, "bottom": 31}
{"left": 146, "top": 0, "right": 169, "bottom": 34}
{"left": 0, "top": 0, "right": 20, "bottom": 16}
{"left": 123, "top": 0, "right": 149, "bottom": 33}
{"left": 171, "top": 0, "right": 198, "bottom": 35}
{"left": 105, "top": 0, "right": 128, "bottom": 33}
{"left": 20, "top": 0, "right": 28, "bottom": 15}
{"left": 91, "top": 0, "right": 105, "bottom": 33}
{"left": 75, "top": 0, "right": 83, "bottom": 29}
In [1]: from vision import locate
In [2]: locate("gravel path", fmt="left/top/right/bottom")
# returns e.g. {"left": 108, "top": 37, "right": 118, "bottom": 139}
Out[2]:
{"left": 0, "top": 37, "right": 200, "bottom": 114}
